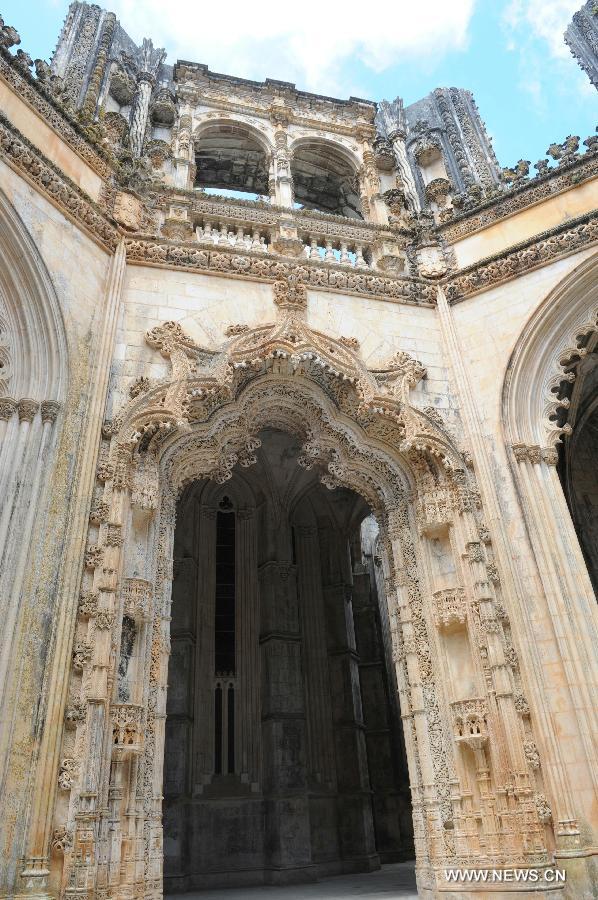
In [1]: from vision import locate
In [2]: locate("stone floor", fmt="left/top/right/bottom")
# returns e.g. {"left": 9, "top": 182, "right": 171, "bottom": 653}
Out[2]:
{"left": 165, "top": 862, "right": 418, "bottom": 899}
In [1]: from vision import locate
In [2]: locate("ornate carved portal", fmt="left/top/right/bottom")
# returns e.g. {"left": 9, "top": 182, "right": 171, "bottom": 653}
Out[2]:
{"left": 51, "top": 310, "right": 553, "bottom": 898}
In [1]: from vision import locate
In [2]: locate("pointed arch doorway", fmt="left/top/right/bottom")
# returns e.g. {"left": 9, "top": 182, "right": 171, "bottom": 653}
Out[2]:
{"left": 163, "top": 426, "right": 414, "bottom": 890}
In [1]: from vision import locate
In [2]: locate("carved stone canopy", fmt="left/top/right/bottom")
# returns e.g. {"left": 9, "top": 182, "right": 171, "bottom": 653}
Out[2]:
{"left": 108, "top": 313, "right": 461, "bottom": 504}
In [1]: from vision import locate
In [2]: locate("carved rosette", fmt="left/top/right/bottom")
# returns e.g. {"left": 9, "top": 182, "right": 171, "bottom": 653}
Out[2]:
{"left": 273, "top": 275, "right": 307, "bottom": 313}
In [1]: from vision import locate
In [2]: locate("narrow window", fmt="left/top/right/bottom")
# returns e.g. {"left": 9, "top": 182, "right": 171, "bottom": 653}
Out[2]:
{"left": 214, "top": 506, "right": 235, "bottom": 674}
{"left": 227, "top": 685, "right": 235, "bottom": 774}
{"left": 214, "top": 684, "right": 223, "bottom": 774}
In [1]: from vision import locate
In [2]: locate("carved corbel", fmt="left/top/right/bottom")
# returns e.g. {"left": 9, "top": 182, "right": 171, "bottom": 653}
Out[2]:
{"left": 371, "top": 350, "right": 426, "bottom": 405}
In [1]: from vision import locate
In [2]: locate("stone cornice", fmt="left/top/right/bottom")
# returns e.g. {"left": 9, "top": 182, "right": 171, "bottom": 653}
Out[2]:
{"left": 438, "top": 150, "right": 598, "bottom": 243}
{"left": 0, "top": 48, "right": 115, "bottom": 181}
{"left": 124, "top": 237, "right": 437, "bottom": 305}
{"left": 175, "top": 61, "right": 376, "bottom": 135}
{"left": 445, "top": 211, "right": 598, "bottom": 302}
{"left": 0, "top": 112, "right": 119, "bottom": 251}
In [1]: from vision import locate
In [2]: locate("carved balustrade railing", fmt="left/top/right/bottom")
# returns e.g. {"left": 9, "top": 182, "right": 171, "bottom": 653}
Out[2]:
{"left": 195, "top": 219, "right": 271, "bottom": 253}
{"left": 161, "top": 192, "right": 404, "bottom": 273}
{"left": 298, "top": 231, "right": 370, "bottom": 268}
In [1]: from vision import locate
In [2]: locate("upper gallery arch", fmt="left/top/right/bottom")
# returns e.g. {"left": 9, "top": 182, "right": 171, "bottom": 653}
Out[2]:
{"left": 289, "top": 136, "right": 363, "bottom": 218}
{"left": 192, "top": 118, "right": 273, "bottom": 197}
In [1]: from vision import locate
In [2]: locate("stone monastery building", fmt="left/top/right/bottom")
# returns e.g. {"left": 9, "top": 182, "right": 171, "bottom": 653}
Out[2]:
{"left": 0, "top": 2, "right": 597, "bottom": 899}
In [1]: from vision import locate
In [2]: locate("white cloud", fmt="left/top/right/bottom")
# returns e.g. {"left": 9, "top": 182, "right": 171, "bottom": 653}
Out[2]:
{"left": 503, "top": 0, "right": 582, "bottom": 59}
{"left": 502, "top": 0, "right": 589, "bottom": 112}
{"left": 108, "top": 0, "right": 476, "bottom": 95}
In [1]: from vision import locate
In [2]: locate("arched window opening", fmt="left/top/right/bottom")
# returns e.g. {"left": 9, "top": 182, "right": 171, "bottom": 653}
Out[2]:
{"left": 291, "top": 141, "right": 362, "bottom": 218}
{"left": 194, "top": 124, "right": 270, "bottom": 197}
{"left": 215, "top": 504, "right": 236, "bottom": 675}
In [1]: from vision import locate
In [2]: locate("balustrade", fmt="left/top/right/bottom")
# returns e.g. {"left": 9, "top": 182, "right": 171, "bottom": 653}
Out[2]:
{"left": 299, "top": 232, "right": 370, "bottom": 268}
{"left": 195, "top": 219, "right": 270, "bottom": 252}
{"left": 186, "top": 196, "right": 408, "bottom": 273}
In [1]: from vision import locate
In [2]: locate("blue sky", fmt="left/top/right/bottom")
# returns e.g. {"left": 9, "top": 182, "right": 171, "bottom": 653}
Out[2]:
{"left": 3, "top": 0, "right": 596, "bottom": 168}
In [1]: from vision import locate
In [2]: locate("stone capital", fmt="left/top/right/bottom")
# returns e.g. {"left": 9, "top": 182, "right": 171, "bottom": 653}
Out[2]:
{"left": 17, "top": 398, "right": 39, "bottom": 423}
{"left": 41, "top": 400, "right": 61, "bottom": 424}
{"left": 0, "top": 397, "right": 17, "bottom": 421}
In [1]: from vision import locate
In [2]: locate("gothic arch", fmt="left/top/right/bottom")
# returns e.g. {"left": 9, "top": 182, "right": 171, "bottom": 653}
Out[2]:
{"left": 191, "top": 117, "right": 274, "bottom": 195}
{"left": 0, "top": 188, "right": 68, "bottom": 403}
{"left": 500, "top": 252, "right": 598, "bottom": 854}
{"left": 0, "top": 187, "right": 68, "bottom": 859}
{"left": 51, "top": 308, "right": 555, "bottom": 896}
{"left": 503, "top": 252, "right": 598, "bottom": 452}
{"left": 192, "top": 116, "right": 274, "bottom": 156}
{"left": 289, "top": 137, "right": 363, "bottom": 218}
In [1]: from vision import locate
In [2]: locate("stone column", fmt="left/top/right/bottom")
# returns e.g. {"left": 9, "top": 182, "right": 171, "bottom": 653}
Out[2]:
{"left": 352, "top": 561, "right": 410, "bottom": 861}
{"left": 172, "top": 110, "right": 193, "bottom": 190}
{"left": 0, "top": 397, "right": 17, "bottom": 487}
{"left": 192, "top": 508, "right": 216, "bottom": 792}
{"left": 512, "top": 444, "right": 598, "bottom": 842}
{"left": 295, "top": 525, "right": 335, "bottom": 792}
{"left": 388, "top": 128, "right": 420, "bottom": 211}
{"left": 0, "top": 401, "right": 60, "bottom": 769}
{"left": 320, "top": 526, "right": 378, "bottom": 870}
{"left": 236, "top": 508, "right": 260, "bottom": 788}
{"left": 259, "top": 560, "right": 315, "bottom": 882}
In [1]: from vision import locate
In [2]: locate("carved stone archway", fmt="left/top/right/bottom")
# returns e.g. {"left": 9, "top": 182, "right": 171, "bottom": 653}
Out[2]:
{"left": 50, "top": 293, "right": 553, "bottom": 898}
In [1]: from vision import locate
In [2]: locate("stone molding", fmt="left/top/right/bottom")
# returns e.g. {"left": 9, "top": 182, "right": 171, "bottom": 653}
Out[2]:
{"left": 512, "top": 444, "right": 559, "bottom": 465}
{"left": 0, "top": 47, "right": 113, "bottom": 179}
{"left": 446, "top": 211, "right": 598, "bottom": 302}
{"left": 0, "top": 112, "right": 118, "bottom": 250}
{"left": 440, "top": 149, "right": 598, "bottom": 243}
{"left": 124, "top": 237, "right": 438, "bottom": 305}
